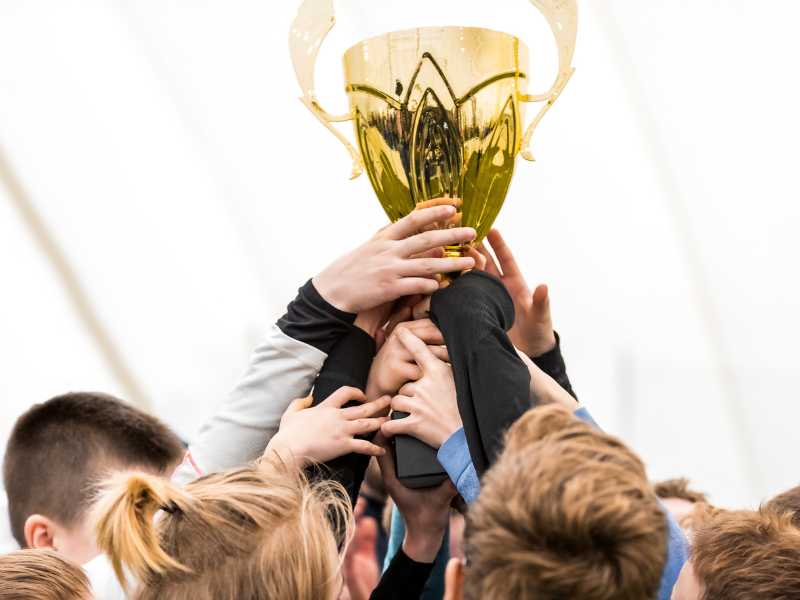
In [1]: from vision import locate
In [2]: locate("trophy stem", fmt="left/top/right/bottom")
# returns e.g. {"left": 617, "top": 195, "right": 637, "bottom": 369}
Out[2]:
{"left": 438, "top": 244, "right": 467, "bottom": 284}
{"left": 443, "top": 245, "right": 465, "bottom": 259}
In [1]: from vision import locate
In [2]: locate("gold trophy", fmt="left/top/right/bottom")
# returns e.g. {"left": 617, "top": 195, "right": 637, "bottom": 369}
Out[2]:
{"left": 289, "top": 0, "right": 577, "bottom": 258}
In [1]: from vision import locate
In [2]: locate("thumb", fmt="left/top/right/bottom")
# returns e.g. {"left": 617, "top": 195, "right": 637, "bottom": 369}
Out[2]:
{"left": 531, "top": 284, "right": 550, "bottom": 317}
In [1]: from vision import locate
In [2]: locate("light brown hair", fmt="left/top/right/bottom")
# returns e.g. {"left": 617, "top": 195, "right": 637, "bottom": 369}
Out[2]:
{"left": 691, "top": 508, "right": 800, "bottom": 599}
{"left": 654, "top": 478, "right": 708, "bottom": 504}
{"left": 92, "top": 458, "right": 352, "bottom": 600}
{"left": 4, "top": 392, "right": 184, "bottom": 546}
{"left": 764, "top": 484, "right": 800, "bottom": 527}
{"left": 0, "top": 549, "right": 91, "bottom": 600}
{"left": 464, "top": 405, "right": 668, "bottom": 600}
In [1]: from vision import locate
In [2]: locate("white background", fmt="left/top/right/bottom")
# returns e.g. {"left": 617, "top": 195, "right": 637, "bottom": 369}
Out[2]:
{"left": 1, "top": 0, "right": 799, "bottom": 550}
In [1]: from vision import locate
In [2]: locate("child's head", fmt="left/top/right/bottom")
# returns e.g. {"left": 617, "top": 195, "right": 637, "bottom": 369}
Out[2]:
{"left": 93, "top": 459, "right": 352, "bottom": 600}
{"left": 0, "top": 549, "right": 92, "bottom": 599}
{"left": 672, "top": 508, "right": 800, "bottom": 599}
{"left": 3, "top": 392, "right": 184, "bottom": 563}
{"left": 765, "top": 484, "right": 800, "bottom": 527}
{"left": 445, "top": 405, "right": 668, "bottom": 600}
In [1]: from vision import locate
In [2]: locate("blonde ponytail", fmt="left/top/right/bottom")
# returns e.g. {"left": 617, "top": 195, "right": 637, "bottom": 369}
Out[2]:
{"left": 93, "top": 472, "right": 191, "bottom": 589}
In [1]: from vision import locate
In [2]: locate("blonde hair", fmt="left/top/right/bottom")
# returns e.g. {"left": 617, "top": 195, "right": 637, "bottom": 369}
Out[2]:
{"left": 0, "top": 549, "right": 91, "bottom": 600}
{"left": 464, "top": 405, "right": 668, "bottom": 600}
{"left": 92, "top": 459, "right": 352, "bottom": 600}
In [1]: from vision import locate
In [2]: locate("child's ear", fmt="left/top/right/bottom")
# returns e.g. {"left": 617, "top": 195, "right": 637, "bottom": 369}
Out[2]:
{"left": 443, "top": 557, "right": 465, "bottom": 600}
{"left": 24, "top": 514, "right": 56, "bottom": 550}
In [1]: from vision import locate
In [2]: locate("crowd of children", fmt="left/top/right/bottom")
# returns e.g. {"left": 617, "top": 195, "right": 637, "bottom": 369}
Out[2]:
{"left": 1, "top": 204, "right": 799, "bottom": 599}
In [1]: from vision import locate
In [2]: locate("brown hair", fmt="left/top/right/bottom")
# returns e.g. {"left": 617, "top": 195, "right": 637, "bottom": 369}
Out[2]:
{"left": 93, "top": 458, "right": 352, "bottom": 600}
{"left": 654, "top": 478, "right": 708, "bottom": 504}
{"left": 0, "top": 549, "right": 91, "bottom": 599}
{"left": 764, "top": 484, "right": 800, "bottom": 527}
{"left": 464, "top": 405, "right": 668, "bottom": 600}
{"left": 691, "top": 508, "right": 800, "bottom": 599}
{"left": 3, "top": 392, "right": 184, "bottom": 546}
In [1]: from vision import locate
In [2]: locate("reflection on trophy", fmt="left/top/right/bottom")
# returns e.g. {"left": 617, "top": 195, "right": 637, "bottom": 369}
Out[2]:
{"left": 290, "top": 0, "right": 577, "bottom": 257}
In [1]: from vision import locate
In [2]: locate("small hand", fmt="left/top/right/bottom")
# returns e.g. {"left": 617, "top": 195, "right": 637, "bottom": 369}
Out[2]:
{"left": 365, "top": 319, "right": 449, "bottom": 401}
{"left": 265, "top": 388, "right": 391, "bottom": 465}
{"left": 376, "top": 434, "right": 457, "bottom": 562}
{"left": 380, "top": 327, "right": 461, "bottom": 449}
{"left": 313, "top": 205, "right": 476, "bottom": 314}
{"left": 476, "top": 229, "right": 556, "bottom": 358}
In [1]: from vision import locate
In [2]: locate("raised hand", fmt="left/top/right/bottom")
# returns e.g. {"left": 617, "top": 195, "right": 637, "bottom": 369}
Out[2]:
{"left": 265, "top": 388, "right": 391, "bottom": 466}
{"left": 380, "top": 327, "right": 461, "bottom": 449}
{"left": 476, "top": 229, "right": 556, "bottom": 358}
{"left": 313, "top": 205, "right": 476, "bottom": 314}
{"left": 365, "top": 319, "right": 449, "bottom": 401}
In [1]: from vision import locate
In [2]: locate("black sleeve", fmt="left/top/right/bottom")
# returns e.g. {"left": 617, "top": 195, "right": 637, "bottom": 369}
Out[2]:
{"left": 430, "top": 271, "right": 532, "bottom": 476}
{"left": 310, "top": 324, "right": 376, "bottom": 507}
{"left": 532, "top": 331, "right": 578, "bottom": 400}
{"left": 277, "top": 279, "right": 357, "bottom": 354}
{"left": 369, "top": 548, "right": 435, "bottom": 600}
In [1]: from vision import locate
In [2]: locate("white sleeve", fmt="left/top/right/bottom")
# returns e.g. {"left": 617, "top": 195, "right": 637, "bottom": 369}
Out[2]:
{"left": 171, "top": 324, "right": 326, "bottom": 485}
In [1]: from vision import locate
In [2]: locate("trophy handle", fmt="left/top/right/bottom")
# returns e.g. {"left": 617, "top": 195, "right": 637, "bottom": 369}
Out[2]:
{"left": 518, "top": 0, "right": 578, "bottom": 161}
{"left": 289, "top": 0, "right": 364, "bottom": 179}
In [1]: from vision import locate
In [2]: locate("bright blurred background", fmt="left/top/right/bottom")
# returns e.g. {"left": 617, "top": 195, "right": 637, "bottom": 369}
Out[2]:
{"left": 1, "top": 0, "right": 799, "bottom": 550}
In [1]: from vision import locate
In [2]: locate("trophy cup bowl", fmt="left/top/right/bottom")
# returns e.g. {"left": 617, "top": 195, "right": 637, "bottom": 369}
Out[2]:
{"left": 290, "top": 0, "right": 577, "bottom": 257}
{"left": 344, "top": 27, "right": 527, "bottom": 258}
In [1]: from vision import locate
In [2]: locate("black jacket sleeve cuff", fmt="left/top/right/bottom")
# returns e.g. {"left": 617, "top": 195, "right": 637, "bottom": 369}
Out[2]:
{"left": 531, "top": 331, "right": 577, "bottom": 400}
{"left": 369, "top": 548, "right": 435, "bottom": 600}
{"left": 312, "top": 326, "right": 376, "bottom": 402}
{"left": 276, "top": 279, "right": 357, "bottom": 354}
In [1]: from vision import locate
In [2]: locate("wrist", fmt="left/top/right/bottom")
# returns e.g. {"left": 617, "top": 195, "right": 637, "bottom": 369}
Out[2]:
{"left": 311, "top": 275, "right": 353, "bottom": 314}
{"left": 264, "top": 434, "right": 310, "bottom": 468}
{"left": 403, "top": 526, "right": 446, "bottom": 563}
{"left": 526, "top": 330, "right": 557, "bottom": 358}
{"left": 354, "top": 314, "right": 381, "bottom": 339}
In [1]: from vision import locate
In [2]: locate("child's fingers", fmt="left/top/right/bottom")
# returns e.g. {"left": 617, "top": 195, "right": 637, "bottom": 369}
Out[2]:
{"left": 346, "top": 416, "right": 388, "bottom": 436}
{"left": 396, "top": 328, "right": 441, "bottom": 372}
{"left": 380, "top": 414, "right": 415, "bottom": 438}
{"left": 320, "top": 386, "right": 367, "bottom": 408}
{"left": 428, "top": 345, "right": 449, "bottom": 362}
{"left": 348, "top": 439, "right": 386, "bottom": 457}
{"left": 389, "top": 395, "right": 417, "bottom": 415}
{"left": 476, "top": 243, "right": 502, "bottom": 278}
{"left": 487, "top": 229, "right": 522, "bottom": 280}
{"left": 342, "top": 395, "right": 392, "bottom": 420}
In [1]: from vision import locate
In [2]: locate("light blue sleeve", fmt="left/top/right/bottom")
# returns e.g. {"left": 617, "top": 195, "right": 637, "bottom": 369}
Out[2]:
{"left": 436, "top": 407, "right": 597, "bottom": 506}
{"left": 437, "top": 428, "right": 481, "bottom": 505}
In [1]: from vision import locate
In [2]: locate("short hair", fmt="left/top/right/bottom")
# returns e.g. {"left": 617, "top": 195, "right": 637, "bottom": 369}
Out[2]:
{"left": 3, "top": 392, "right": 184, "bottom": 547}
{"left": 691, "top": 508, "right": 800, "bottom": 599}
{"left": 93, "top": 458, "right": 352, "bottom": 599}
{"left": 0, "top": 549, "right": 91, "bottom": 599}
{"left": 464, "top": 405, "right": 668, "bottom": 600}
{"left": 654, "top": 478, "right": 708, "bottom": 504}
{"left": 764, "top": 484, "right": 800, "bottom": 527}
